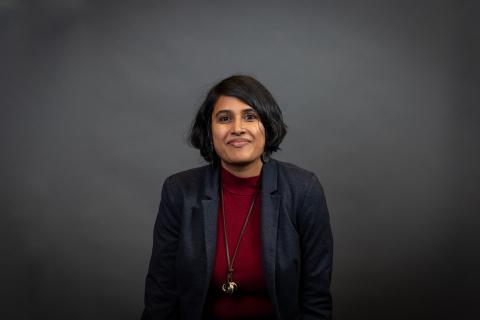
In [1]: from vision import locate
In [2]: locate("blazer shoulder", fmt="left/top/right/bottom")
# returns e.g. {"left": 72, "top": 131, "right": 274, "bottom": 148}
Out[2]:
{"left": 161, "top": 164, "right": 216, "bottom": 203}
{"left": 274, "top": 159, "right": 317, "bottom": 184}
{"left": 165, "top": 164, "right": 210, "bottom": 187}
{"left": 272, "top": 159, "right": 326, "bottom": 205}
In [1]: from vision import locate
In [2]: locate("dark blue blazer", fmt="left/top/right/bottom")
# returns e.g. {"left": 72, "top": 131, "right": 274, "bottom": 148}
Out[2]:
{"left": 141, "top": 158, "right": 333, "bottom": 320}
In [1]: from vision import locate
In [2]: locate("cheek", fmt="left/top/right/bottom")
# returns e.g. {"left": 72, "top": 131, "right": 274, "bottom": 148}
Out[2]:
{"left": 257, "top": 126, "right": 266, "bottom": 146}
{"left": 212, "top": 129, "right": 229, "bottom": 149}
{"left": 211, "top": 126, "right": 224, "bottom": 140}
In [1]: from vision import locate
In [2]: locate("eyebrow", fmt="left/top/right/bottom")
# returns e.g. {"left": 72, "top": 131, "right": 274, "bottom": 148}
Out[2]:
{"left": 214, "top": 108, "right": 257, "bottom": 117}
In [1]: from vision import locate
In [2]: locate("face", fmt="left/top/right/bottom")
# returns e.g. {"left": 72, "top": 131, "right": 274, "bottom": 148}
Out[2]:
{"left": 211, "top": 95, "right": 266, "bottom": 168}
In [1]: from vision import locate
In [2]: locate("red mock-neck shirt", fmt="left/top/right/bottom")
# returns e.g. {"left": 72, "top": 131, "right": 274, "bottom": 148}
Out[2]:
{"left": 202, "top": 166, "right": 275, "bottom": 320}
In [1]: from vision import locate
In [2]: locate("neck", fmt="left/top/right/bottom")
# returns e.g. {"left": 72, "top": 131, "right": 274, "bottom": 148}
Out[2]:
{"left": 221, "top": 158, "right": 263, "bottom": 178}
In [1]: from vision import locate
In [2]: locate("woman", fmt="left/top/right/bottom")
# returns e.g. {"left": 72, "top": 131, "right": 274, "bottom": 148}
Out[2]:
{"left": 141, "top": 75, "right": 333, "bottom": 320}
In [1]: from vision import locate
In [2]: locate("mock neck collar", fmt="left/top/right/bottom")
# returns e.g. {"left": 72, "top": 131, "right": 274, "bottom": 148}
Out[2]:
{"left": 220, "top": 165, "right": 261, "bottom": 195}
{"left": 201, "top": 158, "right": 278, "bottom": 200}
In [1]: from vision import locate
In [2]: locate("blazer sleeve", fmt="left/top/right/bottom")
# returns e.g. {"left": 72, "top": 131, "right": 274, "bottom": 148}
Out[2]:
{"left": 299, "top": 173, "right": 333, "bottom": 320}
{"left": 141, "top": 176, "right": 181, "bottom": 320}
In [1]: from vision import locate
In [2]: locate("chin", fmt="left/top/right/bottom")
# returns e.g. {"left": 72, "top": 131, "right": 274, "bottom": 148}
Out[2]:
{"left": 224, "top": 155, "right": 259, "bottom": 166}
{"left": 226, "top": 158, "right": 251, "bottom": 165}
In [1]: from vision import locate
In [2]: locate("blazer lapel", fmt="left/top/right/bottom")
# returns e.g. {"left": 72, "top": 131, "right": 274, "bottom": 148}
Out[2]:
{"left": 200, "top": 163, "right": 220, "bottom": 295}
{"left": 260, "top": 159, "right": 281, "bottom": 316}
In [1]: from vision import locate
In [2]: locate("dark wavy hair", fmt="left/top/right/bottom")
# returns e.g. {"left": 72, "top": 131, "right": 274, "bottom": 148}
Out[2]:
{"left": 188, "top": 74, "right": 287, "bottom": 164}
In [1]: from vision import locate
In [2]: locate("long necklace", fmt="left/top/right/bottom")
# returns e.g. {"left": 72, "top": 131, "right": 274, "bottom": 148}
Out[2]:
{"left": 220, "top": 184, "right": 259, "bottom": 294}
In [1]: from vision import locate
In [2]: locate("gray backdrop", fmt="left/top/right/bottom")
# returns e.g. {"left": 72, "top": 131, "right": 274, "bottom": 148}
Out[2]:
{"left": 1, "top": 0, "right": 479, "bottom": 319}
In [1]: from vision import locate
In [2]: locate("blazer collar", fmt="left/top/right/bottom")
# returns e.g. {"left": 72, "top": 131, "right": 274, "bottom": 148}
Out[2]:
{"left": 260, "top": 158, "right": 278, "bottom": 195}
{"left": 202, "top": 163, "right": 220, "bottom": 200}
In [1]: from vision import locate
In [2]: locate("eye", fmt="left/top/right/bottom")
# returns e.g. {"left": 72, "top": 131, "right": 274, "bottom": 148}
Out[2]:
{"left": 218, "top": 115, "right": 231, "bottom": 122}
{"left": 244, "top": 113, "right": 257, "bottom": 121}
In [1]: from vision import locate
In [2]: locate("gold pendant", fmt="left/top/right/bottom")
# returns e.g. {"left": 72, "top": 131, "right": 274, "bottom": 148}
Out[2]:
{"left": 221, "top": 281, "right": 238, "bottom": 294}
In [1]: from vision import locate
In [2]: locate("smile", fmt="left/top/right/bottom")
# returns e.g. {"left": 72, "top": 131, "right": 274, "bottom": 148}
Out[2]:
{"left": 228, "top": 140, "right": 250, "bottom": 148}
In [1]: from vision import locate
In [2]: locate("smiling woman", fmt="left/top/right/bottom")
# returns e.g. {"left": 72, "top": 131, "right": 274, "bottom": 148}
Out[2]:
{"left": 211, "top": 95, "right": 266, "bottom": 177}
{"left": 141, "top": 75, "right": 333, "bottom": 320}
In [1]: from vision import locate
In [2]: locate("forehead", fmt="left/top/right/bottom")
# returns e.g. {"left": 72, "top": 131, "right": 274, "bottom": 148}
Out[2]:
{"left": 213, "top": 95, "right": 254, "bottom": 113}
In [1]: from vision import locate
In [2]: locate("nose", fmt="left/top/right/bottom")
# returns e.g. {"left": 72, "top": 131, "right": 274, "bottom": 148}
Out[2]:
{"left": 231, "top": 117, "right": 245, "bottom": 134}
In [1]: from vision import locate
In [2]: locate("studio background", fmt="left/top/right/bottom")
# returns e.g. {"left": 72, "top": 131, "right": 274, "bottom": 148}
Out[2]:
{"left": 1, "top": 1, "right": 479, "bottom": 319}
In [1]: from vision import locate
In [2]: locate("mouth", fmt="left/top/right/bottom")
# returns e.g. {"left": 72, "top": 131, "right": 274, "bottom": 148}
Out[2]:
{"left": 228, "top": 139, "right": 250, "bottom": 148}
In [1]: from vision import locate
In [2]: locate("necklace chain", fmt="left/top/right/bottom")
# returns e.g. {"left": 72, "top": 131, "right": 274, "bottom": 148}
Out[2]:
{"left": 220, "top": 184, "right": 259, "bottom": 294}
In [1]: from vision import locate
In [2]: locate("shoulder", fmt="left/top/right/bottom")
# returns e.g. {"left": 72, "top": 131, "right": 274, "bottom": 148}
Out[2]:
{"left": 273, "top": 159, "right": 321, "bottom": 192}
{"left": 271, "top": 159, "right": 327, "bottom": 213}
{"left": 162, "top": 164, "right": 211, "bottom": 193}
{"left": 274, "top": 159, "right": 315, "bottom": 180}
{"left": 165, "top": 164, "right": 209, "bottom": 185}
{"left": 270, "top": 160, "right": 330, "bottom": 236}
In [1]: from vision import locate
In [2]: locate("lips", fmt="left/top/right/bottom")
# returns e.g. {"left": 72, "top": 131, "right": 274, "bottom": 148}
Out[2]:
{"left": 228, "top": 139, "right": 250, "bottom": 147}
